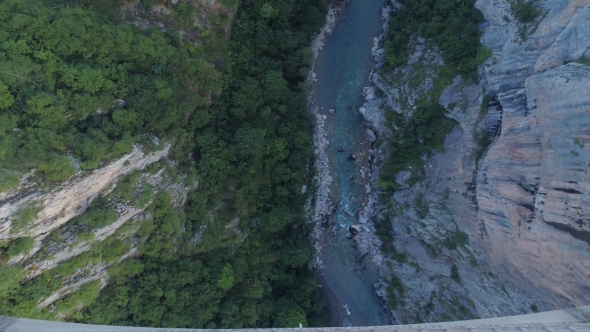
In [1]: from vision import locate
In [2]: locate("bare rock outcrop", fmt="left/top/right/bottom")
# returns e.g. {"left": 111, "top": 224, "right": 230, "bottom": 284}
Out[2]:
{"left": 477, "top": 62, "right": 590, "bottom": 308}
{"left": 0, "top": 145, "right": 169, "bottom": 240}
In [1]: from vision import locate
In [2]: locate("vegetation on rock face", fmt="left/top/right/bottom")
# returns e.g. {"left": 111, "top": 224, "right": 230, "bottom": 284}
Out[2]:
{"left": 383, "top": 0, "right": 486, "bottom": 74}
{"left": 11, "top": 202, "right": 43, "bottom": 233}
{"left": 442, "top": 230, "right": 469, "bottom": 251}
{"left": 377, "top": 0, "right": 489, "bottom": 193}
{"left": 0, "top": 169, "right": 21, "bottom": 192}
{"left": 0, "top": 0, "right": 330, "bottom": 327}
{"left": 377, "top": 100, "right": 457, "bottom": 192}
{"left": 0, "top": 237, "right": 34, "bottom": 257}
{"left": 70, "top": 201, "right": 118, "bottom": 229}
{"left": 373, "top": 0, "right": 490, "bottom": 323}
{"left": 510, "top": 0, "right": 542, "bottom": 23}
{"left": 507, "top": 0, "right": 544, "bottom": 40}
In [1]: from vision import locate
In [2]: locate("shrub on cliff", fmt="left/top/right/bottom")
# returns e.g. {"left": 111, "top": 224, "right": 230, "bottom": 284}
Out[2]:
{"left": 512, "top": 0, "right": 542, "bottom": 23}
{"left": 11, "top": 202, "right": 43, "bottom": 233}
{"left": 37, "top": 155, "right": 77, "bottom": 183}
{"left": 383, "top": 0, "right": 486, "bottom": 73}
{"left": 4, "top": 237, "right": 34, "bottom": 257}
{"left": 378, "top": 0, "right": 490, "bottom": 193}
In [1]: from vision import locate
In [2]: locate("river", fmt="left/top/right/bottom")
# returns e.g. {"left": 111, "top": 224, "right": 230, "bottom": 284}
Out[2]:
{"left": 310, "top": 0, "right": 390, "bottom": 327}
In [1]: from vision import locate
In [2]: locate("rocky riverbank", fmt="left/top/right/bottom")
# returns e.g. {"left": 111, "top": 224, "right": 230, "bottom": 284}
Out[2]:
{"left": 308, "top": 0, "right": 344, "bottom": 270}
{"left": 307, "top": 0, "right": 391, "bottom": 326}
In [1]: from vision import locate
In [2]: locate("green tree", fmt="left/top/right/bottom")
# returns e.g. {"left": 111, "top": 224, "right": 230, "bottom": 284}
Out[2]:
{"left": 37, "top": 155, "right": 76, "bottom": 183}
{"left": 0, "top": 265, "right": 23, "bottom": 292}
{"left": 514, "top": 1, "right": 541, "bottom": 23}
{"left": 25, "top": 93, "right": 68, "bottom": 130}
{"left": 0, "top": 84, "right": 14, "bottom": 109}
{"left": 273, "top": 299, "right": 307, "bottom": 327}
{"left": 260, "top": 3, "right": 273, "bottom": 18}
{"left": 11, "top": 202, "right": 43, "bottom": 232}
{"left": 217, "top": 264, "right": 234, "bottom": 291}
{"left": 0, "top": 169, "right": 20, "bottom": 193}
{"left": 6, "top": 237, "right": 35, "bottom": 257}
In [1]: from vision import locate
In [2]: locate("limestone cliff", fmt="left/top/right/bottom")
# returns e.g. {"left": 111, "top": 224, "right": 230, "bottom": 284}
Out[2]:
{"left": 474, "top": 0, "right": 590, "bottom": 308}
{"left": 361, "top": 0, "right": 590, "bottom": 324}
{"left": 0, "top": 145, "right": 169, "bottom": 241}
{"left": 0, "top": 144, "right": 195, "bottom": 315}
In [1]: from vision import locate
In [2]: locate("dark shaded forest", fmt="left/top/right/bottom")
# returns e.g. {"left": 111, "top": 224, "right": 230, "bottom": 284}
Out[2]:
{"left": 84, "top": 0, "right": 332, "bottom": 326}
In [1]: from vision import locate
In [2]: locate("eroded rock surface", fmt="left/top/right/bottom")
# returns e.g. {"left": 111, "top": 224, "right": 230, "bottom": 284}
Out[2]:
{"left": 0, "top": 145, "right": 169, "bottom": 240}
{"left": 362, "top": 0, "right": 590, "bottom": 324}
{"left": 475, "top": 0, "right": 590, "bottom": 306}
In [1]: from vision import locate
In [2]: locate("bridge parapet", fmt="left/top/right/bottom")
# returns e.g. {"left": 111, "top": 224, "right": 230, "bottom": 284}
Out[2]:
{"left": 0, "top": 306, "right": 589, "bottom": 332}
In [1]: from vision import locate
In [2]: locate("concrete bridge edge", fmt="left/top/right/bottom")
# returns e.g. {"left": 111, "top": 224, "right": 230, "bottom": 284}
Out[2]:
{"left": 0, "top": 306, "right": 589, "bottom": 332}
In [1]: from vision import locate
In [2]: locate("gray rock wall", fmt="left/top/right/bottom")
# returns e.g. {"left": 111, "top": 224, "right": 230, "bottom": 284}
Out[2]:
{"left": 362, "top": 0, "right": 590, "bottom": 324}
{"left": 474, "top": 0, "right": 590, "bottom": 308}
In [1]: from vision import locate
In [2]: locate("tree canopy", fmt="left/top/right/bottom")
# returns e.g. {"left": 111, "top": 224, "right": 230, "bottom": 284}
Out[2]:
{"left": 0, "top": 0, "right": 330, "bottom": 327}
{"left": 0, "top": 0, "right": 220, "bottom": 182}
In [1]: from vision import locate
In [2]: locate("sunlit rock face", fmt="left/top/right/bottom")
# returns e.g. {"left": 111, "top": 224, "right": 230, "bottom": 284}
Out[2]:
{"left": 0, "top": 145, "right": 169, "bottom": 240}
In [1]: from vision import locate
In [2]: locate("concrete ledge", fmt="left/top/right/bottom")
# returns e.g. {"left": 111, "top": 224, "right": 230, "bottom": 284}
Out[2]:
{"left": 0, "top": 306, "right": 589, "bottom": 332}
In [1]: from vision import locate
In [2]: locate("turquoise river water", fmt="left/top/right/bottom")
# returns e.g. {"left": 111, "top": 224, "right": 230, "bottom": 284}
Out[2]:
{"left": 310, "top": 0, "right": 389, "bottom": 327}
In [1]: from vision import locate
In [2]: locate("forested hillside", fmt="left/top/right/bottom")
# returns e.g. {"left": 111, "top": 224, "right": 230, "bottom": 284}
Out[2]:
{"left": 0, "top": 0, "right": 222, "bottom": 186}
{"left": 0, "top": 0, "right": 331, "bottom": 327}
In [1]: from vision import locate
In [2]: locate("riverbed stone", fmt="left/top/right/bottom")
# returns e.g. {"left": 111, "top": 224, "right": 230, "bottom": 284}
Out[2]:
{"left": 350, "top": 224, "right": 362, "bottom": 235}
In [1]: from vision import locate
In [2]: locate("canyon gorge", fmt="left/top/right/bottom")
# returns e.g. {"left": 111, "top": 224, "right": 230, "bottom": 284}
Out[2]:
{"left": 0, "top": 0, "right": 589, "bottom": 328}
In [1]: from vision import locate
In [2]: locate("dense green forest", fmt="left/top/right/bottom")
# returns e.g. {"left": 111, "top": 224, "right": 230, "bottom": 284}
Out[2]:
{"left": 0, "top": 0, "right": 224, "bottom": 187}
{"left": 377, "top": 0, "right": 489, "bottom": 192}
{"left": 0, "top": 0, "right": 330, "bottom": 327}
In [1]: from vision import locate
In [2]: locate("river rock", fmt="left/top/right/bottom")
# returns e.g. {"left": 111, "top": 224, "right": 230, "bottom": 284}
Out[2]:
{"left": 349, "top": 224, "right": 362, "bottom": 235}
{"left": 358, "top": 215, "right": 367, "bottom": 224}
{"left": 359, "top": 99, "right": 388, "bottom": 135}
{"left": 363, "top": 86, "right": 376, "bottom": 101}
{"left": 366, "top": 128, "right": 377, "bottom": 143}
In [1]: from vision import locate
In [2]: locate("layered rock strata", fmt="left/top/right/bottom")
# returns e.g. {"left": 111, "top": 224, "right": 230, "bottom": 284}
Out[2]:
{"left": 475, "top": 0, "right": 590, "bottom": 307}
{"left": 360, "top": 0, "right": 590, "bottom": 324}
{"left": 0, "top": 145, "right": 169, "bottom": 241}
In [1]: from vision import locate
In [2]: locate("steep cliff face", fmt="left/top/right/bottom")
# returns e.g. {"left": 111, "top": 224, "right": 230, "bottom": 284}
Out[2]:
{"left": 362, "top": 0, "right": 590, "bottom": 324}
{"left": 0, "top": 146, "right": 169, "bottom": 242}
{"left": 0, "top": 145, "right": 195, "bottom": 316}
{"left": 474, "top": 0, "right": 590, "bottom": 308}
